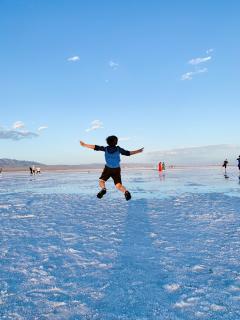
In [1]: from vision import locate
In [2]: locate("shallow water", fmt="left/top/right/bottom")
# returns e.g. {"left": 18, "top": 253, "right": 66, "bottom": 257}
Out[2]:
{"left": 0, "top": 168, "right": 240, "bottom": 319}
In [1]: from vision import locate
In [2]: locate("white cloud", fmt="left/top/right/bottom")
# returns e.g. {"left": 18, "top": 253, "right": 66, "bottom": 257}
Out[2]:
{"left": 13, "top": 121, "right": 25, "bottom": 129}
{"left": 206, "top": 48, "right": 214, "bottom": 54}
{"left": 181, "top": 50, "right": 213, "bottom": 80}
{"left": 181, "top": 71, "right": 194, "bottom": 81}
{"left": 0, "top": 128, "right": 39, "bottom": 140}
{"left": 67, "top": 56, "right": 80, "bottom": 62}
{"left": 38, "top": 126, "right": 48, "bottom": 131}
{"left": 0, "top": 121, "right": 43, "bottom": 140}
{"left": 85, "top": 120, "right": 104, "bottom": 132}
{"left": 181, "top": 68, "right": 207, "bottom": 81}
{"left": 109, "top": 60, "right": 119, "bottom": 70}
{"left": 189, "top": 56, "right": 211, "bottom": 65}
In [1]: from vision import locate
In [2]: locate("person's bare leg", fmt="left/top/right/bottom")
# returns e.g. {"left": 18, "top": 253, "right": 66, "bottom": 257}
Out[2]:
{"left": 97, "top": 179, "right": 107, "bottom": 198}
{"left": 115, "top": 183, "right": 131, "bottom": 200}
{"left": 99, "top": 179, "right": 106, "bottom": 189}
{"left": 115, "top": 183, "right": 127, "bottom": 193}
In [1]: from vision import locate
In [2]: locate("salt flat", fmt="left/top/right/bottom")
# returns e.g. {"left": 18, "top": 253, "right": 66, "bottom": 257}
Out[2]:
{"left": 0, "top": 168, "right": 240, "bottom": 319}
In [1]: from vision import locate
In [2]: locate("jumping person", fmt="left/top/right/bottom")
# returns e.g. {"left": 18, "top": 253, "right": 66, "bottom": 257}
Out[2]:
{"left": 80, "top": 136, "right": 144, "bottom": 200}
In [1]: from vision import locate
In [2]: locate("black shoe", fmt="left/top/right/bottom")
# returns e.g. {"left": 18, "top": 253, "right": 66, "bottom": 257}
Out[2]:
{"left": 97, "top": 188, "right": 107, "bottom": 199}
{"left": 124, "top": 191, "right": 131, "bottom": 201}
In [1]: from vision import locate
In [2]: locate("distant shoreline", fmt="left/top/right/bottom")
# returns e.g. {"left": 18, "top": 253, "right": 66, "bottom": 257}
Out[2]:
{"left": 0, "top": 164, "right": 152, "bottom": 173}
{"left": 0, "top": 164, "right": 231, "bottom": 173}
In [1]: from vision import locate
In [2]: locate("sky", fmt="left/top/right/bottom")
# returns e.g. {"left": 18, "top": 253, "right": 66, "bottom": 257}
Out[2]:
{"left": 1, "top": 0, "right": 240, "bottom": 165}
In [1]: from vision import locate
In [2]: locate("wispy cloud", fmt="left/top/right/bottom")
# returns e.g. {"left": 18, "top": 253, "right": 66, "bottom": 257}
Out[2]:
{"left": 13, "top": 121, "right": 25, "bottom": 129}
{"left": 181, "top": 49, "right": 213, "bottom": 81}
{"left": 181, "top": 68, "right": 208, "bottom": 81}
{"left": 181, "top": 72, "right": 194, "bottom": 81}
{"left": 206, "top": 48, "right": 214, "bottom": 54}
{"left": 85, "top": 120, "right": 104, "bottom": 132}
{"left": 38, "top": 126, "right": 48, "bottom": 131}
{"left": 189, "top": 56, "right": 211, "bottom": 65}
{"left": 67, "top": 56, "right": 80, "bottom": 62}
{"left": 109, "top": 60, "right": 119, "bottom": 70}
{"left": 0, "top": 128, "right": 38, "bottom": 140}
{"left": 0, "top": 121, "right": 47, "bottom": 140}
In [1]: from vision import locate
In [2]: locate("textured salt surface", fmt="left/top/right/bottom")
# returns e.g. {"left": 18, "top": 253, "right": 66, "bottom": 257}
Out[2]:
{"left": 0, "top": 168, "right": 240, "bottom": 319}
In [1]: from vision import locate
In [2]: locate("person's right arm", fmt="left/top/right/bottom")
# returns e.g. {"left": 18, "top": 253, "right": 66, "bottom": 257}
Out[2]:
{"left": 80, "top": 141, "right": 95, "bottom": 150}
{"left": 80, "top": 141, "right": 105, "bottom": 151}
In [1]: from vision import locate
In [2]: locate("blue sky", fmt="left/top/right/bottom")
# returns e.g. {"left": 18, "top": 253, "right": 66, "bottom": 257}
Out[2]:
{"left": 1, "top": 0, "right": 240, "bottom": 164}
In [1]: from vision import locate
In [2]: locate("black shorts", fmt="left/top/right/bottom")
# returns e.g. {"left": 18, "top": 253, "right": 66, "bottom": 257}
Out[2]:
{"left": 99, "top": 166, "right": 122, "bottom": 185}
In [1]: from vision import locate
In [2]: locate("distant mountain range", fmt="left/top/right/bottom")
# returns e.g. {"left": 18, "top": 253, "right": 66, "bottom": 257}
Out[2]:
{"left": 0, "top": 158, "right": 44, "bottom": 167}
{"left": 144, "top": 144, "right": 240, "bottom": 165}
{"left": 1, "top": 144, "right": 240, "bottom": 168}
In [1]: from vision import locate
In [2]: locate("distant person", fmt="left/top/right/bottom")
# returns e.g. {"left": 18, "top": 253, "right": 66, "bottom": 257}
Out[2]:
{"left": 0, "top": 167, "right": 2, "bottom": 174}
{"left": 29, "top": 167, "right": 33, "bottom": 175}
{"left": 222, "top": 159, "right": 228, "bottom": 175}
{"left": 158, "top": 162, "right": 162, "bottom": 172}
{"left": 80, "top": 135, "right": 144, "bottom": 200}
{"left": 162, "top": 162, "right": 166, "bottom": 170}
{"left": 237, "top": 155, "right": 240, "bottom": 172}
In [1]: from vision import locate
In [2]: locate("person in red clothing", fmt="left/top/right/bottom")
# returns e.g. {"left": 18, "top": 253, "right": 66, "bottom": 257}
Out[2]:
{"left": 158, "top": 162, "right": 162, "bottom": 172}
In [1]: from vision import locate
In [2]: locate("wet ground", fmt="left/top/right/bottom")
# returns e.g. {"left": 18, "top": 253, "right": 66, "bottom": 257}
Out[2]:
{"left": 0, "top": 168, "right": 240, "bottom": 319}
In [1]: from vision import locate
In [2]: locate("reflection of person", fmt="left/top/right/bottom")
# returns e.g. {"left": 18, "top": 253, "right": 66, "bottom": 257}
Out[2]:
{"left": 222, "top": 159, "right": 228, "bottom": 175}
{"left": 237, "top": 156, "right": 240, "bottom": 172}
{"left": 159, "top": 172, "right": 165, "bottom": 181}
{"left": 80, "top": 135, "right": 144, "bottom": 201}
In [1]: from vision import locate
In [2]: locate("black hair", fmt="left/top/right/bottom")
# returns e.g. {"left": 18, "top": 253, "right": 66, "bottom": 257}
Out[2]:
{"left": 106, "top": 135, "right": 118, "bottom": 147}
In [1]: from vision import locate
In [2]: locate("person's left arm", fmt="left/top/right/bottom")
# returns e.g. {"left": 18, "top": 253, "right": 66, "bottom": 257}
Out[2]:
{"left": 119, "top": 147, "right": 144, "bottom": 156}
{"left": 130, "top": 147, "right": 144, "bottom": 155}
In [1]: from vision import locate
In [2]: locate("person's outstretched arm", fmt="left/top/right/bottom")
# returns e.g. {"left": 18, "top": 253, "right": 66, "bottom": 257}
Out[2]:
{"left": 130, "top": 147, "right": 144, "bottom": 156}
{"left": 80, "top": 141, "right": 95, "bottom": 150}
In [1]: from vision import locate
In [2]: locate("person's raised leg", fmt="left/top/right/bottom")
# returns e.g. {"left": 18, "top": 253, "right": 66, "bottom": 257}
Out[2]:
{"left": 115, "top": 182, "right": 126, "bottom": 193}
{"left": 115, "top": 183, "right": 131, "bottom": 201}
{"left": 97, "top": 179, "right": 107, "bottom": 199}
{"left": 99, "top": 179, "right": 106, "bottom": 189}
